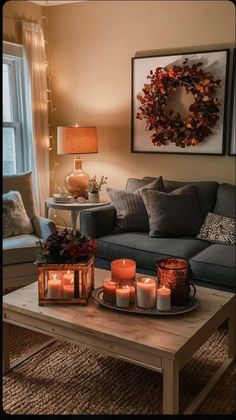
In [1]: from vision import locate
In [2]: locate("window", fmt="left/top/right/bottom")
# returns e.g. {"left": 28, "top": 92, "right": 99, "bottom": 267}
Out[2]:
{"left": 3, "top": 43, "right": 27, "bottom": 175}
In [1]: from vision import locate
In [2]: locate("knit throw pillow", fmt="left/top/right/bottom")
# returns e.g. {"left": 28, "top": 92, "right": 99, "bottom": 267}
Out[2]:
{"left": 196, "top": 212, "right": 236, "bottom": 245}
{"left": 106, "top": 176, "right": 166, "bottom": 232}
{"left": 3, "top": 191, "right": 34, "bottom": 238}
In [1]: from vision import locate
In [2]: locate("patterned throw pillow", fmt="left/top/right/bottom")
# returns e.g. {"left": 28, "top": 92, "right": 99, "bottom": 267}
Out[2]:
{"left": 3, "top": 191, "right": 34, "bottom": 238}
{"left": 106, "top": 176, "right": 166, "bottom": 232}
{"left": 196, "top": 212, "right": 236, "bottom": 245}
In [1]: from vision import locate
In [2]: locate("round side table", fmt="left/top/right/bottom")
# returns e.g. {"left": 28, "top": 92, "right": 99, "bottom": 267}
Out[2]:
{"left": 45, "top": 198, "right": 110, "bottom": 231}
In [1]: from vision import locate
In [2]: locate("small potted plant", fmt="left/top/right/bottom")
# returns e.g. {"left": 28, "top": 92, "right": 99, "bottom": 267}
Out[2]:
{"left": 87, "top": 175, "right": 108, "bottom": 203}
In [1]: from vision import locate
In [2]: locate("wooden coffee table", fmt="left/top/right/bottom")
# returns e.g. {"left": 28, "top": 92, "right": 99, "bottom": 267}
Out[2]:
{"left": 3, "top": 268, "right": 236, "bottom": 414}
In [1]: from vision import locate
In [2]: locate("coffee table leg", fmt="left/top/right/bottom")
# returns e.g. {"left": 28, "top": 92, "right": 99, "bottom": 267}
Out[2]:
{"left": 228, "top": 297, "right": 236, "bottom": 360}
{"left": 163, "top": 358, "right": 179, "bottom": 414}
{"left": 3, "top": 322, "right": 10, "bottom": 375}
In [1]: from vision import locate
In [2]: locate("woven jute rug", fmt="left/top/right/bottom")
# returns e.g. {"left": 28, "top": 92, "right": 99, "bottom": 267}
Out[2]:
{"left": 3, "top": 324, "right": 236, "bottom": 415}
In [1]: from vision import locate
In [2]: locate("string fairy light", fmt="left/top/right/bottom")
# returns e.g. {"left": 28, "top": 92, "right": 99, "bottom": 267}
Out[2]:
{"left": 42, "top": 1, "right": 60, "bottom": 223}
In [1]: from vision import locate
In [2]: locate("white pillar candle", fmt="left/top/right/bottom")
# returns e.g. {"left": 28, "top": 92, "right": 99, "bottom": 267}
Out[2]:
{"left": 157, "top": 286, "right": 171, "bottom": 311}
{"left": 116, "top": 286, "right": 130, "bottom": 308}
{"left": 136, "top": 277, "right": 156, "bottom": 309}
{"left": 47, "top": 274, "right": 62, "bottom": 299}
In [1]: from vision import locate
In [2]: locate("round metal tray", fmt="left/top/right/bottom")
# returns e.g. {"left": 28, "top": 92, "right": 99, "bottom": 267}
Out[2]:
{"left": 92, "top": 286, "right": 200, "bottom": 316}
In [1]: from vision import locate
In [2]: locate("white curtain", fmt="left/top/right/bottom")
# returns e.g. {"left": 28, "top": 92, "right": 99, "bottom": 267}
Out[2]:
{"left": 22, "top": 22, "right": 49, "bottom": 216}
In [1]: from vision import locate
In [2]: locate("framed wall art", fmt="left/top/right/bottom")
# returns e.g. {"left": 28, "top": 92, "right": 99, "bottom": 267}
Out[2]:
{"left": 229, "top": 48, "right": 235, "bottom": 156}
{"left": 131, "top": 49, "right": 230, "bottom": 155}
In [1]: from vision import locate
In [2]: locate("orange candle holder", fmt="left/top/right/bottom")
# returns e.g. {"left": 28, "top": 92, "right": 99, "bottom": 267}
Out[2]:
{"left": 157, "top": 258, "right": 190, "bottom": 306}
{"left": 38, "top": 256, "right": 94, "bottom": 305}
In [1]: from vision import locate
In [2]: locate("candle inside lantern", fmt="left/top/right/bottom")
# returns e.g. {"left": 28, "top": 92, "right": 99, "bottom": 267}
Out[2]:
{"left": 62, "top": 270, "right": 74, "bottom": 285}
{"left": 116, "top": 285, "right": 130, "bottom": 308}
{"left": 49, "top": 271, "right": 63, "bottom": 281}
{"left": 47, "top": 273, "right": 62, "bottom": 299}
{"left": 103, "top": 279, "right": 117, "bottom": 303}
{"left": 63, "top": 283, "right": 74, "bottom": 299}
{"left": 111, "top": 259, "right": 136, "bottom": 283}
{"left": 136, "top": 277, "right": 156, "bottom": 309}
{"left": 157, "top": 286, "right": 171, "bottom": 311}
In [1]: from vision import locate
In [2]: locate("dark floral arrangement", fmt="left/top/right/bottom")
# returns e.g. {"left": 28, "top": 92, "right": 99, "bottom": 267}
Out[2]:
{"left": 36, "top": 228, "right": 97, "bottom": 264}
{"left": 136, "top": 58, "right": 221, "bottom": 148}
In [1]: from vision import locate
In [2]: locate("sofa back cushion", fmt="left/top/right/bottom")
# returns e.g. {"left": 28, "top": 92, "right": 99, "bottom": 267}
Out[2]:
{"left": 213, "top": 183, "right": 236, "bottom": 219}
{"left": 143, "top": 176, "right": 218, "bottom": 220}
{"left": 126, "top": 178, "right": 152, "bottom": 193}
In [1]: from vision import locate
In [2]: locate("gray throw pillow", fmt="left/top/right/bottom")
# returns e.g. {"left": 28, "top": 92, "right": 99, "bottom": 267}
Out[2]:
{"left": 106, "top": 176, "right": 166, "bottom": 232}
{"left": 142, "top": 185, "right": 203, "bottom": 237}
{"left": 196, "top": 212, "right": 236, "bottom": 245}
{"left": 3, "top": 191, "right": 34, "bottom": 238}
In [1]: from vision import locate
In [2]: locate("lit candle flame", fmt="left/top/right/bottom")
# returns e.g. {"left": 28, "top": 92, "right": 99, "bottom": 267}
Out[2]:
{"left": 52, "top": 273, "right": 57, "bottom": 280}
{"left": 144, "top": 278, "right": 152, "bottom": 284}
{"left": 122, "top": 260, "right": 126, "bottom": 265}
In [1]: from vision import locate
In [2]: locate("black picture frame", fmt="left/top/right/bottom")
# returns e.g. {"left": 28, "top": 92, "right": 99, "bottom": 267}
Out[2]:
{"left": 229, "top": 48, "right": 235, "bottom": 156}
{"left": 131, "top": 49, "right": 230, "bottom": 155}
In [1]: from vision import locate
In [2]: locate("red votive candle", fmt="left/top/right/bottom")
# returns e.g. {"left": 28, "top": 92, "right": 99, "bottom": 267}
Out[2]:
{"left": 103, "top": 279, "right": 117, "bottom": 303}
{"left": 111, "top": 259, "right": 136, "bottom": 283}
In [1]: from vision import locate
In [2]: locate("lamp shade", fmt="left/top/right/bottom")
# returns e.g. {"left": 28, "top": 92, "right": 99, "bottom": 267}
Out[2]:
{"left": 57, "top": 126, "right": 98, "bottom": 155}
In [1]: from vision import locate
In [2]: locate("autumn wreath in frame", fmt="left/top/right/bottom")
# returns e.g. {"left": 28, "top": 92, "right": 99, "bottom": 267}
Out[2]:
{"left": 136, "top": 58, "right": 222, "bottom": 148}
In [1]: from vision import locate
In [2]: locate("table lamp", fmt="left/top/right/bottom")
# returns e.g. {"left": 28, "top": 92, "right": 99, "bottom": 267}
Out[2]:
{"left": 57, "top": 125, "right": 98, "bottom": 198}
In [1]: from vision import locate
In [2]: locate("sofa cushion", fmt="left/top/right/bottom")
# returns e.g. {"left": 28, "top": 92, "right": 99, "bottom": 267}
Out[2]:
{"left": 213, "top": 183, "right": 236, "bottom": 219}
{"left": 196, "top": 212, "right": 236, "bottom": 245}
{"left": 97, "top": 233, "right": 210, "bottom": 271}
{"left": 135, "top": 176, "right": 165, "bottom": 195}
{"left": 143, "top": 177, "right": 218, "bottom": 220}
{"left": 106, "top": 188, "right": 149, "bottom": 232}
{"left": 142, "top": 185, "right": 202, "bottom": 237}
{"left": 3, "top": 234, "right": 39, "bottom": 266}
{"left": 3, "top": 172, "right": 36, "bottom": 219}
{"left": 126, "top": 178, "right": 151, "bottom": 193}
{"left": 190, "top": 244, "right": 236, "bottom": 289}
{"left": 106, "top": 177, "right": 165, "bottom": 233}
{"left": 3, "top": 191, "right": 34, "bottom": 238}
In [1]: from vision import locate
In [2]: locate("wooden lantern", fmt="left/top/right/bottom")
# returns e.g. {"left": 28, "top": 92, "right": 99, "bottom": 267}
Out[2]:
{"left": 38, "top": 256, "right": 94, "bottom": 305}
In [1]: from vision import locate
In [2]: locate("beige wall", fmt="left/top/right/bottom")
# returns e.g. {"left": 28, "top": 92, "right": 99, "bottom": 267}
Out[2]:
{"left": 3, "top": 0, "right": 42, "bottom": 44}
{"left": 3, "top": 1, "right": 236, "bottom": 227}
{"left": 47, "top": 0, "right": 235, "bottom": 200}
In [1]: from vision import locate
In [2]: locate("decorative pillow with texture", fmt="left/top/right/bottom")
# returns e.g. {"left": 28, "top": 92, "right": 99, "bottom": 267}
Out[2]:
{"left": 106, "top": 176, "right": 166, "bottom": 232}
{"left": 196, "top": 212, "right": 236, "bottom": 245}
{"left": 3, "top": 191, "right": 34, "bottom": 239}
{"left": 135, "top": 176, "right": 165, "bottom": 195}
{"left": 142, "top": 185, "right": 203, "bottom": 237}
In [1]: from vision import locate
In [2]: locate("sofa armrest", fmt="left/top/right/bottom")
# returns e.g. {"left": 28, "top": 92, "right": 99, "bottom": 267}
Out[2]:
{"left": 32, "top": 215, "right": 57, "bottom": 240}
{"left": 79, "top": 205, "right": 115, "bottom": 238}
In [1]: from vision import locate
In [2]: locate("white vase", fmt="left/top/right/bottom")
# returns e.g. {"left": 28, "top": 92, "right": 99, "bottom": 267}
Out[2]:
{"left": 88, "top": 192, "right": 100, "bottom": 203}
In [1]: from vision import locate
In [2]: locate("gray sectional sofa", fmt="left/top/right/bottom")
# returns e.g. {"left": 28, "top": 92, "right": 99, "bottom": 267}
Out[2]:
{"left": 80, "top": 177, "right": 236, "bottom": 293}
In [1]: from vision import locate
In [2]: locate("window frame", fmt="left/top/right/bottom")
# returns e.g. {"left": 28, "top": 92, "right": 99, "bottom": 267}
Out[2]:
{"left": 3, "top": 42, "right": 29, "bottom": 174}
